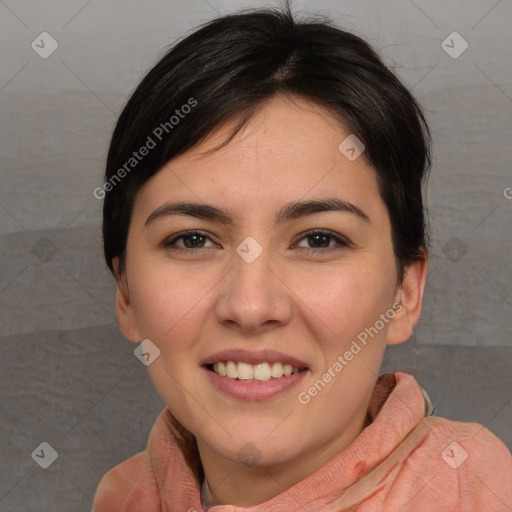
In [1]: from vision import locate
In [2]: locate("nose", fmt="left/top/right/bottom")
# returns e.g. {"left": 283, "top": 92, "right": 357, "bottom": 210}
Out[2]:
{"left": 214, "top": 241, "right": 292, "bottom": 334}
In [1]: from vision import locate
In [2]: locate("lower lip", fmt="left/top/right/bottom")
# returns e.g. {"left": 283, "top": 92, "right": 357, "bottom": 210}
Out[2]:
{"left": 203, "top": 366, "right": 309, "bottom": 400}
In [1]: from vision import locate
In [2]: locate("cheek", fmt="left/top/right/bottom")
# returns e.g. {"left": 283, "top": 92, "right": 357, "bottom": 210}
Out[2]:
{"left": 128, "top": 260, "right": 224, "bottom": 353}
{"left": 129, "top": 267, "right": 197, "bottom": 342}
{"left": 291, "top": 263, "right": 393, "bottom": 341}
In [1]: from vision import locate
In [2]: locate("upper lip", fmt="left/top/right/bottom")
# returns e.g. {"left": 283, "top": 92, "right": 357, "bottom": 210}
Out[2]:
{"left": 201, "top": 349, "right": 309, "bottom": 369}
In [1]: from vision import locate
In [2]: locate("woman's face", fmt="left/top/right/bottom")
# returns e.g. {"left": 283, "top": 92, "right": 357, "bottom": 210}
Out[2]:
{"left": 117, "top": 94, "right": 422, "bottom": 471}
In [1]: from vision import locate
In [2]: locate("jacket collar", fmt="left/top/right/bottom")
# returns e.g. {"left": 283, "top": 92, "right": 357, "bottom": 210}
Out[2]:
{"left": 144, "top": 372, "right": 427, "bottom": 511}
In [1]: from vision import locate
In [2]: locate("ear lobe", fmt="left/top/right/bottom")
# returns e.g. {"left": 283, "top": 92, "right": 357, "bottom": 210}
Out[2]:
{"left": 386, "top": 252, "right": 428, "bottom": 346}
{"left": 113, "top": 257, "right": 140, "bottom": 343}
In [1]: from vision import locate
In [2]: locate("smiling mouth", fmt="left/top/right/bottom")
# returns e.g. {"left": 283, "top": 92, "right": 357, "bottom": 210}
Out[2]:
{"left": 205, "top": 361, "right": 308, "bottom": 381}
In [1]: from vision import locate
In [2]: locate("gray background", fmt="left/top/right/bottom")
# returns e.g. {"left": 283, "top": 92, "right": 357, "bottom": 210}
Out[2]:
{"left": 0, "top": 0, "right": 511, "bottom": 510}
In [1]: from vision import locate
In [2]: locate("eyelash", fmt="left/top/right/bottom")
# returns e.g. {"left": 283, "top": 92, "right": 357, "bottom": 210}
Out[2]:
{"left": 162, "top": 229, "right": 351, "bottom": 255}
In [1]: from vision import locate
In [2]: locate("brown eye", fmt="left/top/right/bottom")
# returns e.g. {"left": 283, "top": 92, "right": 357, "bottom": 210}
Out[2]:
{"left": 163, "top": 230, "right": 217, "bottom": 250}
{"left": 295, "top": 230, "right": 351, "bottom": 252}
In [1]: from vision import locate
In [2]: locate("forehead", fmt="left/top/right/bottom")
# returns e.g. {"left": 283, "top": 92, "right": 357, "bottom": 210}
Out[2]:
{"left": 133, "top": 95, "right": 384, "bottom": 223}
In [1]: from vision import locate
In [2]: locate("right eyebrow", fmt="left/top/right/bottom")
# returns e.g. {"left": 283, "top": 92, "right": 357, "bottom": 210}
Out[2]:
{"left": 145, "top": 202, "right": 232, "bottom": 227}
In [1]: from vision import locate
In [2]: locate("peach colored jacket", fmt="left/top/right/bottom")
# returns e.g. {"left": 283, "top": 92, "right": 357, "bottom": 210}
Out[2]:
{"left": 92, "top": 372, "right": 512, "bottom": 511}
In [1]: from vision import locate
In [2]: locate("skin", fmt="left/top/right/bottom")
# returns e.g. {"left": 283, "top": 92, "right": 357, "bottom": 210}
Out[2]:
{"left": 114, "top": 94, "right": 427, "bottom": 507}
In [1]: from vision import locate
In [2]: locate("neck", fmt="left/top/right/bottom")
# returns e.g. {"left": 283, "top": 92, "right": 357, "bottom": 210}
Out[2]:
{"left": 197, "top": 405, "right": 371, "bottom": 508}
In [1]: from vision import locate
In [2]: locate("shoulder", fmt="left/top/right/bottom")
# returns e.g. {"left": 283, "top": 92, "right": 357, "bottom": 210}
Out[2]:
{"left": 420, "top": 416, "right": 511, "bottom": 462}
{"left": 92, "top": 451, "right": 152, "bottom": 511}
{"left": 399, "top": 416, "right": 512, "bottom": 510}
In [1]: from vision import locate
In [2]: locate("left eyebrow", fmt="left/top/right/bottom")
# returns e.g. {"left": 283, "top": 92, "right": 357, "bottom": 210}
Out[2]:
{"left": 144, "top": 197, "right": 371, "bottom": 227}
{"left": 276, "top": 198, "right": 370, "bottom": 224}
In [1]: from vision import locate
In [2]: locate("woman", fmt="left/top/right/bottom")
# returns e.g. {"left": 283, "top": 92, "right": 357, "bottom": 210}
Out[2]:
{"left": 92, "top": 3, "right": 511, "bottom": 511}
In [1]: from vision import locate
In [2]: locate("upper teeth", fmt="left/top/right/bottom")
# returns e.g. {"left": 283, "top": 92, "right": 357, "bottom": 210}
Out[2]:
{"left": 212, "top": 361, "right": 301, "bottom": 381}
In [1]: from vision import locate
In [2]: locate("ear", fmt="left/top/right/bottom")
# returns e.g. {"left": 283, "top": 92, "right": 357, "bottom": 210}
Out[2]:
{"left": 386, "top": 251, "right": 428, "bottom": 346}
{"left": 113, "top": 256, "right": 140, "bottom": 344}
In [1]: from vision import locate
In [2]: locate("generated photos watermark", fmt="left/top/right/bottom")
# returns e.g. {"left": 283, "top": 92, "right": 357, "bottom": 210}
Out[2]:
{"left": 134, "top": 338, "right": 161, "bottom": 366}
{"left": 298, "top": 301, "right": 403, "bottom": 405}
{"left": 338, "top": 134, "right": 365, "bottom": 161}
{"left": 93, "top": 97, "right": 198, "bottom": 199}
{"left": 441, "top": 441, "right": 469, "bottom": 469}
